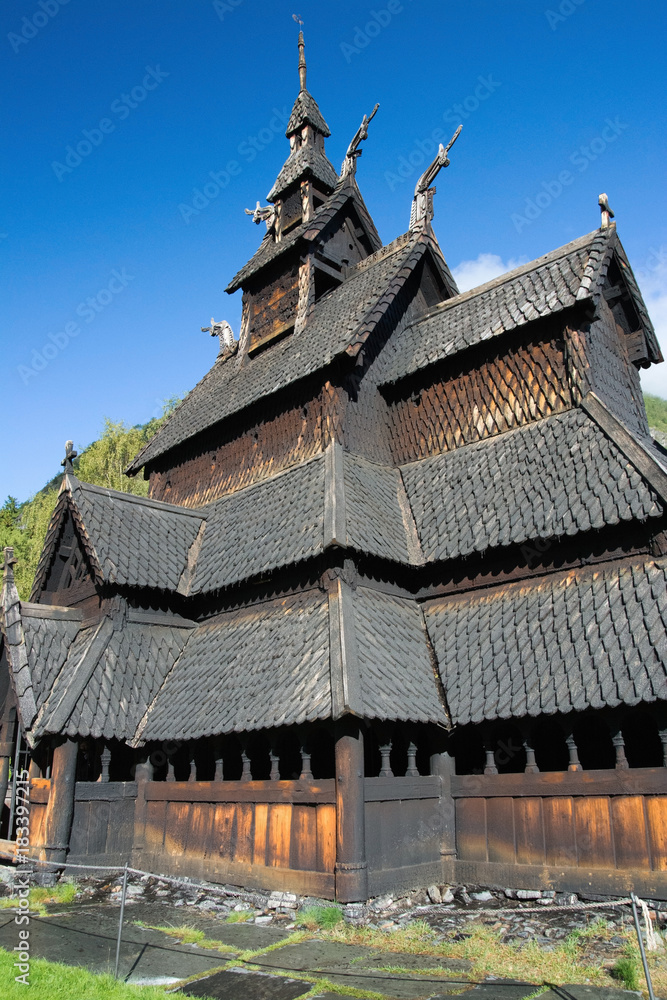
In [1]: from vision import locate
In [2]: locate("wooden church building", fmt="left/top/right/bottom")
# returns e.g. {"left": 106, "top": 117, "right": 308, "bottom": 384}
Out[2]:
{"left": 2, "top": 34, "right": 666, "bottom": 901}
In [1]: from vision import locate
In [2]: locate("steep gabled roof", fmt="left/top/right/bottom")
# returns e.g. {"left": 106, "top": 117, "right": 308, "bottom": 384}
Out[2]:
{"left": 31, "top": 476, "right": 204, "bottom": 600}
{"left": 425, "top": 556, "right": 667, "bottom": 725}
{"left": 376, "top": 226, "right": 659, "bottom": 386}
{"left": 400, "top": 404, "right": 664, "bottom": 564}
{"left": 226, "top": 174, "right": 381, "bottom": 292}
{"left": 128, "top": 230, "right": 431, "bottom": 474}
{"left": 286, "top": 88, "right": 330, "bottom": 137}
{"left": 267, "top": 143, "right": 338, "bottom": 201}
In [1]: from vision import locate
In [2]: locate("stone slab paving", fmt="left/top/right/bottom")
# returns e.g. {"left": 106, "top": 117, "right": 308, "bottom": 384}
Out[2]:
{"left": 177, "top": 968, "right": 313, "bottom": 999}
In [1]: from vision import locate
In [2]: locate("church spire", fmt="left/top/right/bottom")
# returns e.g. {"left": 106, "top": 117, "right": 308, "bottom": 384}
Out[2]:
{"left": 298, "top": 29, "right": 307, "bottom": 92}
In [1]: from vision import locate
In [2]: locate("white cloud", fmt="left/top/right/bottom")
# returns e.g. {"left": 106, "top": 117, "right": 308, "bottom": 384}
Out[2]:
{"left": 453, "top": 252, "right": 667, "bottom": 401}
{"left": 636, "top": 253, "right": 667, "bottom": 400}
{"left": 451, "top": 253, "right": 527, "bottom": 293}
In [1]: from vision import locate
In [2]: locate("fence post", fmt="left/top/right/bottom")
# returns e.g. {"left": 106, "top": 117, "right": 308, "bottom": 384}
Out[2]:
{"left": 114, "top": 863, "right": 129, "bottom": 979}
{"left": 631, "top": 893, "right": 656, "bottom": 1000}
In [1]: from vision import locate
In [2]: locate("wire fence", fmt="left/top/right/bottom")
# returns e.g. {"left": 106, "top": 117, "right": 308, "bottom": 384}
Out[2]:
{"left": 0, "top": 849, "right": 661, "bottom": 996}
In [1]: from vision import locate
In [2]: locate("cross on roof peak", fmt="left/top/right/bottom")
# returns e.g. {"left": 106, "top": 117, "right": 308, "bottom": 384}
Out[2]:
{"left": 598, "top": 192, "right": 615, "bottom": 229}
{"left": 61, "top": 440, "right": 77, "bottom": 475}
{"left": 2, "top": 546, "right": 18, "bottom": 581}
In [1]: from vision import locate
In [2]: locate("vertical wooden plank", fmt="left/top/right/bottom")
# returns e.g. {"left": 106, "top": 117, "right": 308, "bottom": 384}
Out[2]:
{"left": 363, "top": 800, "right": 381, "bottom": 870}
{"left": 188, "top": 802, "right": 214, "bottom": 861}
{"left": 456, "top": 798, "right": 487, "bottom": 862}
{"left": 253, "top": 802, "right": 269, "bottom": 866}
{"left": 86, "top": 800, "right": 110, "bottom": 855}
{"left": 28, "top": 803, "right": 47, "bottom": 851}
{"left": 233, "top": 804, "right": 254, "bottom": 864}
{"left": 290, "top": 804, "right": 317, "bottom": 871}
{"left": 645, "top": 796, "right": 667, "bottom": 870}
{"left": 515, "top": 798, "right": 545, "bottom": 866}
{"left": 486, "top": 798, "right": 515, "bottom": 863}
{"left": 106, "top": 799, "right": 135, "bottom": 857}
{"left": 611, "top": 797, "right": 650, "bottom": 870}
{"left": 267, "top": 803, "right": 292, "bottom": 868}
{"left": 316, "top": 803, "right": 336, "bottom": 872}
{"left": 215, "top": 804, "right": 236, "bottom": 861}
{"left": 165, "top": 802, "right": 190, "bottom": 856}
{"left": 67, "top": 802, "right": 90, "bottom": 856}
{"left": 144, "top": 800, "right": 167, "bottom": 854}
{"left": 574, "top": 796, "right": 614, "bottom": 868}
{"left": 543, "top": 797, "right": 577, "bottom": 866}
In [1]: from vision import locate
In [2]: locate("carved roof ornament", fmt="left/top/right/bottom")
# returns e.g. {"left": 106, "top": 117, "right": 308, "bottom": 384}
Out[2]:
{"left": 2, "top": 546, "right": 17, "bottom": 585}
{"left": 410, "top": 124, "right": 462, "bottom": 231}
{"left": 61, "top": 440, "right": 77, "bottom": 475}
{"left": 341, "top": 103, "right": 380, "bottom": 179}
{"left": 598, "top": 192, "right": 615, "bottom": 229}
{"left": 244, "top": 201, "right": 276, "bottom": 230}
{"left": 201, "top": 318, "right": 238, "bottom": 360}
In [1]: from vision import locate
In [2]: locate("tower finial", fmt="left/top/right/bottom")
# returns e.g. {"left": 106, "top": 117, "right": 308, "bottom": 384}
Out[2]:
{"left": 293, "top": 15, "right": 306, "bottom": 91}
{"left": 61, "top": 440, "right": 77, "bottom": 475}
{"left": 598, "top": 192, "right": 615, "bottom": 229}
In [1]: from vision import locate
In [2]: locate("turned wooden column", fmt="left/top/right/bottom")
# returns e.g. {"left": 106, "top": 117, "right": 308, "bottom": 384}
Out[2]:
{"left": 334, "top": 716, "right": 367, "bottom": 902}
{"left": 42, "top": 738, "right": 79, "bottom": 866}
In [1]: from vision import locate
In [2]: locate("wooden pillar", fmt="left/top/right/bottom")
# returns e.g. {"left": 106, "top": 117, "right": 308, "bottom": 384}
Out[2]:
{"left": 334, "top": 716, "right": 367, "bottom": 902}
{"left": 430, "top": 736, "right": 456, "bottom": 872}
{"left": 132, "top": 756, "right": 154, "bottom": 865}
{"left": 42, "top": 738, "right": 79, "bottom": 867}
{"left": 0, "top": 704, "right": 17, "bottom": 818}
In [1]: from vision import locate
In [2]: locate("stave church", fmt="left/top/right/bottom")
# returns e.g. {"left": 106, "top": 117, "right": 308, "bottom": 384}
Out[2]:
{"left": 1, "top": 32, "right": 666, "bottom": 901}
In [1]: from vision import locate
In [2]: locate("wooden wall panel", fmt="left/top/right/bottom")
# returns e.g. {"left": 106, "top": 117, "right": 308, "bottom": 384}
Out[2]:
{"left": 216, "top": 803, "right": 236, "bottom": 861}
{"left": 67, "top": 801, "right": 90, "bottom": 856}
{"left": 165, "top": 802, "right": 191, "bottom": 856}
{"left": 144, "top": 800, "right": 166, "bottom": 854}
{"left": 104, "top": 798, "right": 135, "bottom": 857}
{"left": 611, "top": 797, "right": 650, "bottom": 870}
{"left": 486, "top": 798, "right": 515, "bottom": 864}
{"left": 267, "top": 803, "right": 292, "bottom": 868}
{"left": 86, "top": 800, "right": 110, "bottom": 855}
{"left": 316, "top": 803, "right": 336, "bottom": 873}
{"left": 543, "top": 797, "right": 576, "bottom": 867}
{"left": 456, "top": 798, "right": 487, "bottom": 862}
{"left": 514, "top": 798, "right": 545, "bottom": 866}
{"left": 253, "top": 802, "right": 269, "bottom": 867}
{"left": 389, "top": 338, "right": 570, "bottom": 466}
{"left": 290, "top": 804, "right": 317, "bottom": 872}
{"left": 188, "top": 802, "right": 214, "bottom": 861}
{"left": 574, "top": 797, "right": 615, "bottom": 868}
{"left": 646, "top": 797, "right": 667, "bottom": 870}
{"left": 234, "top": 803, "right": 255, "bottom": 864}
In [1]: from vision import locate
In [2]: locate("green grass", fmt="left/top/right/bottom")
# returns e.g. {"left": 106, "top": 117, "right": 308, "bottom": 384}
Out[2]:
{"left": 225, "top": 908, "right": 253, "bottom": 922}
{"left": 610, "top": 956, "right": 641, "bottom": 991}
{"left": 299, "top": 905, "right": 344, "bottom": 930}
{"left": 0, "top": 880, "right": 78, "bottom": 916}
{"left": 0, "top": 947, "right": 172, "bottom": 1000}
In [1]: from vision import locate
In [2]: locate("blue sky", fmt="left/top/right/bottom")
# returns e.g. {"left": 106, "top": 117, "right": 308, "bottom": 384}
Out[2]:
{"left": 2, "top": 0, "right": 666, "bottom": 501}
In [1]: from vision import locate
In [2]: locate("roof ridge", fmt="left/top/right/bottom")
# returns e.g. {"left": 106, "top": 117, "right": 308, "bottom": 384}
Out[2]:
{"left": 71, "top": 478, "right": 206, "bottom": 517}
{"left": 350, "top": 231, "right": 413, "bottom": 273}
{"left": 408, "top": 228, "right": 607, "bottom": 327}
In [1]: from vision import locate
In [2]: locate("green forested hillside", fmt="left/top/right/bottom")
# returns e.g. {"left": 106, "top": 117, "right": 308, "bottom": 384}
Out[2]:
{"left": 0, "top": 400, "right": 178, "bottom": 599}
{"left": 2, "top": 393, "right": 667, "bottom": 602}
{"left": 644, "top": 394, "right": 667, "bottom": 434}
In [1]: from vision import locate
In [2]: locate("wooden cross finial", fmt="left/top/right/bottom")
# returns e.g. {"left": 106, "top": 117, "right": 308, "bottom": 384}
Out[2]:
{"left": 598, "top": 192, "right": 615, "bottom": 229}
{"left": 2, "top": 546, "right": 18, "bottom": 582}
{"left": 61, "top": 440, "right": 77, "bottom": 475}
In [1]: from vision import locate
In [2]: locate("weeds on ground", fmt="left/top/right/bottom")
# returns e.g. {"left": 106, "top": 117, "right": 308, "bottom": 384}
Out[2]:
{"left": 610, "top": 955, "right": 641, "bottom": 991}
{"left": 225, "top": 908, "right": 253, "bottom": 922}
{"left": 0, "top": 880, "right": 78, "bottom": 916}
{"left": 300, "top": 905, "right": 343, "bottom": 930}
